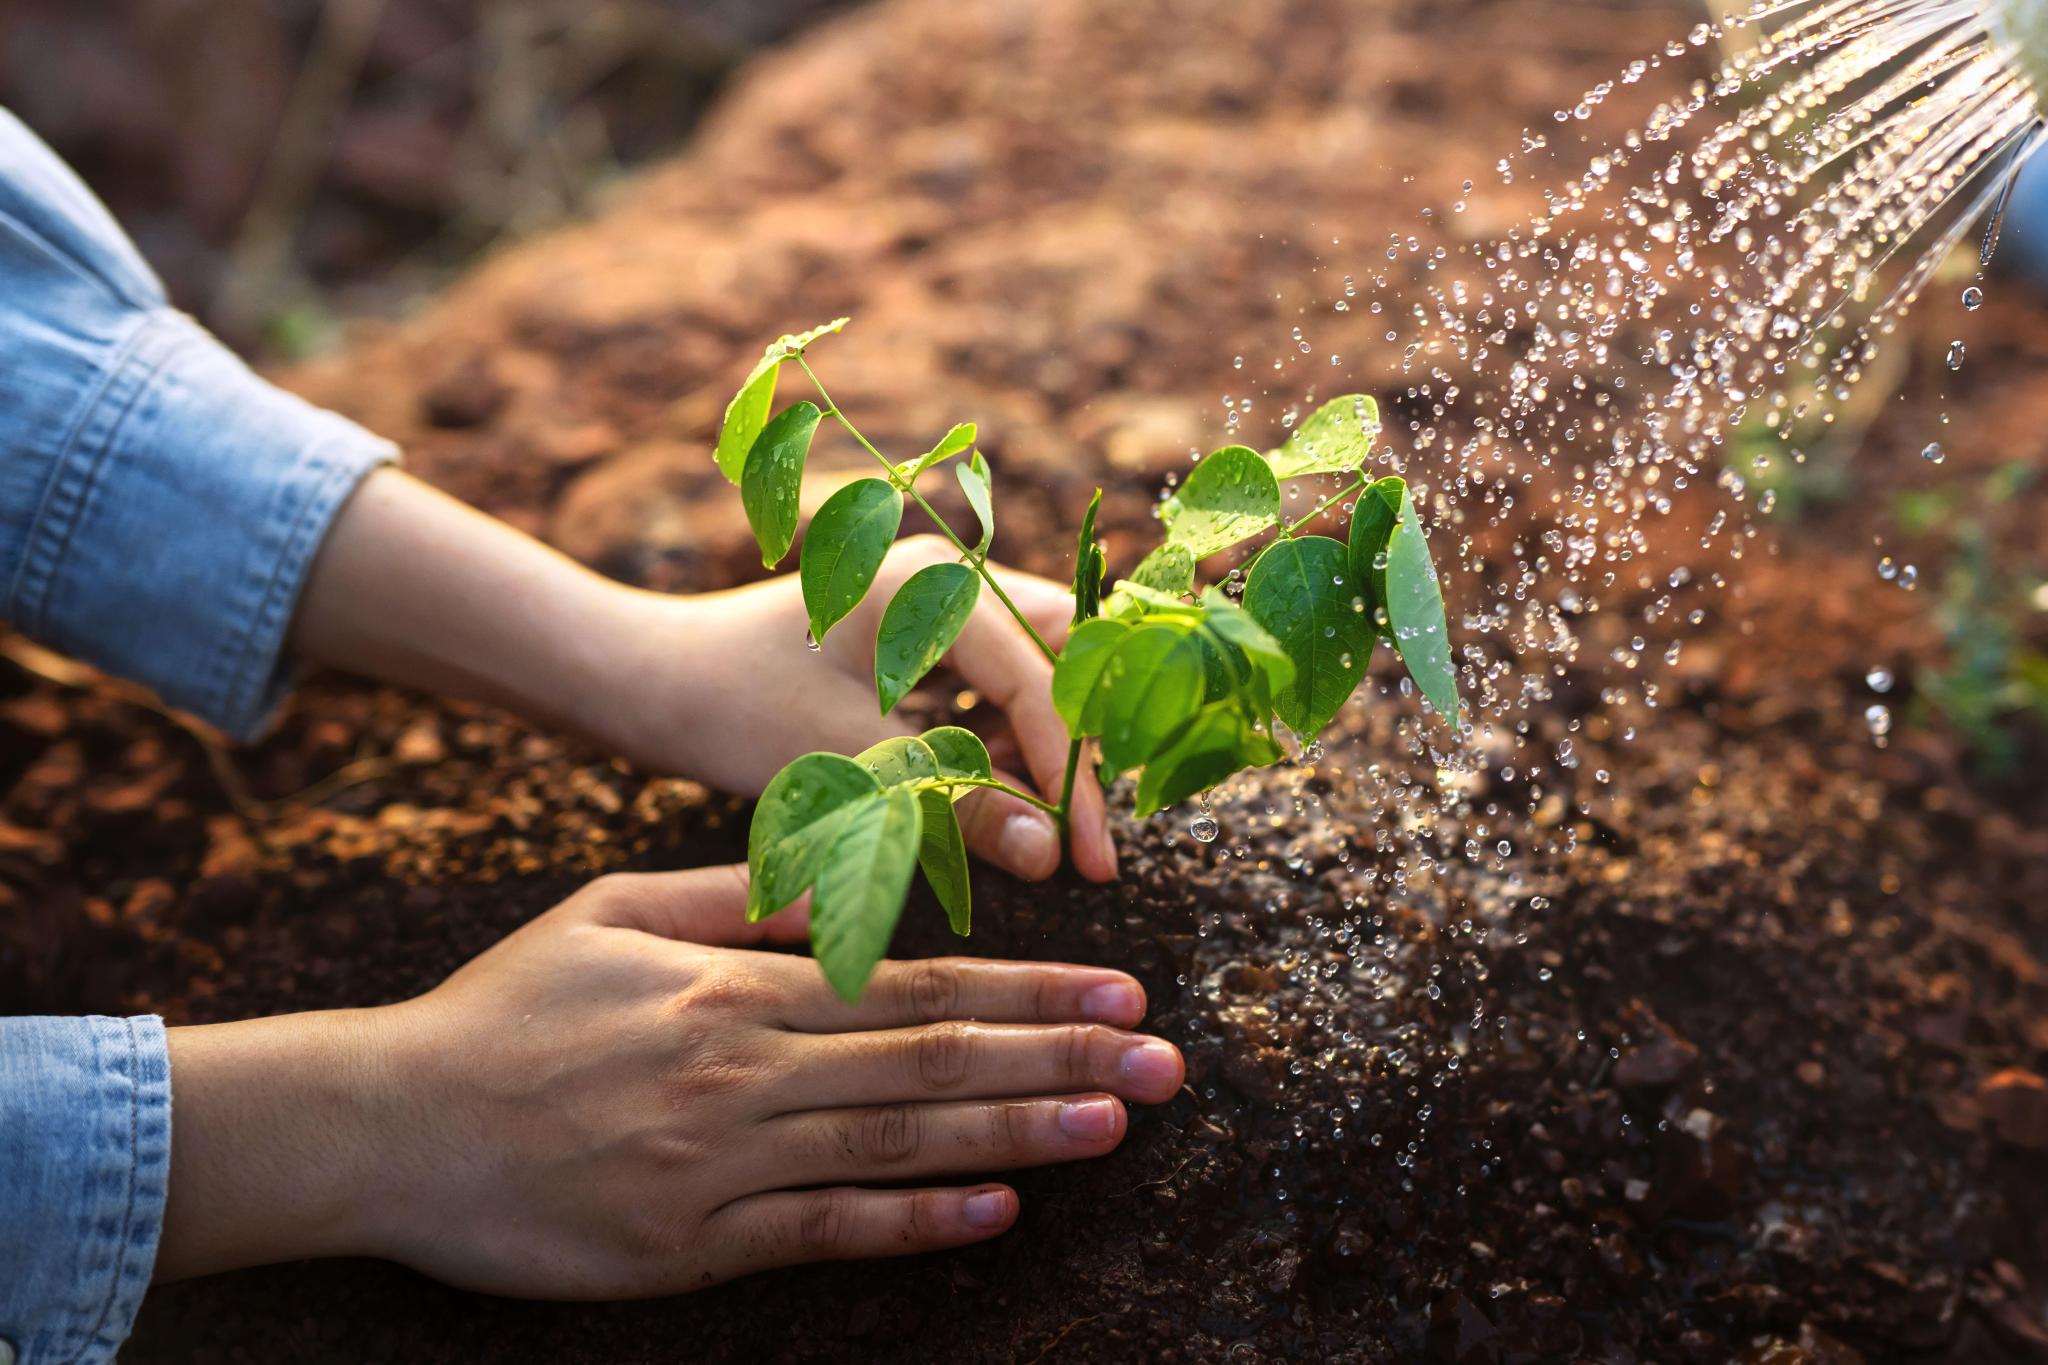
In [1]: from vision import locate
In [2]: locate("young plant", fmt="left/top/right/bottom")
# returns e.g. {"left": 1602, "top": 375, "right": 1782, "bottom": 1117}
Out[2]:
{"left": 712, "top": 320, "right": 1458, "bottom": 1000}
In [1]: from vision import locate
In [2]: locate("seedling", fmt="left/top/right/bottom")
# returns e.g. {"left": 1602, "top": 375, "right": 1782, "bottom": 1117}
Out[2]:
{"left": 713, "top": 320, "right": 1457, "bottom": 1000}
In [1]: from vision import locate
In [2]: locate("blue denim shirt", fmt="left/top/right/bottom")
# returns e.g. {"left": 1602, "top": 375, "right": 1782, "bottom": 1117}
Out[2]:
{"left": 0, "top": 110, "right": 396, "bottom": 1361}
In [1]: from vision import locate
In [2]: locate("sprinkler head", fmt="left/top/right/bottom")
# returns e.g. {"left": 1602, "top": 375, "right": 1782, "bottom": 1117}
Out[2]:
{"left": 1988, "top": 0, "right": 2048, "bottom": 108}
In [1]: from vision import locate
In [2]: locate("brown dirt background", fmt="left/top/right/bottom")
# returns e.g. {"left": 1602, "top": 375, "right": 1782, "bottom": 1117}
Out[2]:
{"left": 1, "top": 0, "right": 2046, "bottom": 1360}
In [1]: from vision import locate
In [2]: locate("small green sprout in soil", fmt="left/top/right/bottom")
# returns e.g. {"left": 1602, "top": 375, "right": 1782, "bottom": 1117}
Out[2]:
{"left": 712, "top": 320, "right": 1458, "bottom": 999}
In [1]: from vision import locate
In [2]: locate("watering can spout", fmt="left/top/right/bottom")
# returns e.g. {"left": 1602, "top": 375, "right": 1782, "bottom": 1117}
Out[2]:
{"left": 1989, "top": 0, "right": 2048, "bottom": 108}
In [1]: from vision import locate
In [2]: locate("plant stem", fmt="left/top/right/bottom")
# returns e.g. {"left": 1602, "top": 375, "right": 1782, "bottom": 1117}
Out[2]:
{"left": 1055, "top": 737, "right": 1082, "bottom": 832}
{"left": 919, "top": 775, "right": 1062, "bottom": 817}
{"left": 1284, "top": 475, "right": 1368, "bottom": 536}
{"left": 796, "top": 354, "right": 1057, "bottom": 664}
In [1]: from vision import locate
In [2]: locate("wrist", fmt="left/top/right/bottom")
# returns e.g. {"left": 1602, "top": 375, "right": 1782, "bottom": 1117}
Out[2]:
{"left": 569, "top": 587, "right": 728, "bottom": 777}
{"left": 159, "top": 1007, "right": 411, "bottom": 1279}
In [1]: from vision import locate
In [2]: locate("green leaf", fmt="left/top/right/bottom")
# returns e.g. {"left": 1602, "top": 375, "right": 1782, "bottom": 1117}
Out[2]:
{"left": 1072, "top": 489, "right": 1106, "bottom": 624}
{"left": 801, "top": 478, "right": 902, "bottom": 644}
{"left": 1052, "top": 618, "right": 1132, "bottom": 735}
{"left": 896, "top": 422, "right": 977, "bottom": 484}
{"left": 875, "top": 562, "right": 980, "bottom": 713}
{"left": 922, "top": 726, "right": 993, "bottom": 793}
{"left": 1131, "top": 544, "right": 1195, "bottom": 597}
{"left": 1095, "top": 625, "right": 1208, "bottom": 773}
{"left": 712, "top": 318, "right": 848, "bottom": 483}
{"left": 746, "top": 753, "right": 883, "bottom": 921}
{"left": 1242, "top": 535, "right": 1375, "bottom": 737}
{"left": 1268, "top": 395, "right": 1381, "bottom": 480}
{"left": 1347, "top": 476, "right": 1404, "bottom": 622}
{"left": 1160, "top": 446, "right": 1282, "bottom": 559}
{"left": 854, "top": 734, "right": 941, "bottom": 788}
{"left": 810, "top": 786, "right": 922, "bottom": 1002}
{"left": 1197, "top": 595, "right": 1297, "bottom": 698}
{"left": 1384, "top": 495, "right": 1460, "bottom": 719}
{"left": 741, "top": 401, "right": 824, "bottom": 568}
{"left": 957, "top": 451, "right": 995, "bottom": 554}
{"left": 916, "top": 791, "right": 972, "bottom": 936}
{"left": 1133, "top": 702, "right": 1284, "bottom": 817}
{"left": 715, "top": 359, "right": 781, "bottom": 485}
{"left": 1103, "top": 580, "right": 1199, "bottom": 620}
{"left": 775, "top": 317, "right": 851, "bottom": 353}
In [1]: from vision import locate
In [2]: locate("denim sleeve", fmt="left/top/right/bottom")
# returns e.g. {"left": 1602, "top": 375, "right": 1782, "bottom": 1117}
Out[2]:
{"left": 0, "top": 107, "right": 398, "bottom": 739}
{"left": 0, "top": 1017, "right": 171, "bottom": 1365}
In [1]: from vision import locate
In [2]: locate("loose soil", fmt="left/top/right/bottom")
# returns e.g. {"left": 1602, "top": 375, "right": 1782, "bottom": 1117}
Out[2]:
{"left": 1, "top": 0, "right": 2044, "bottom": 1361}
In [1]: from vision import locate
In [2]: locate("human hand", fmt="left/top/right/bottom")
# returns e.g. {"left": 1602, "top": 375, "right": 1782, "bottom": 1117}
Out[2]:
{"left": 293, "top": 474, "right": 1113, "bottom": 883}
{"left": 605, "top": 536, "right": 1116, "bottom": 883}
{"left": 158, "top": 866, "right": 1181, "bottom": 1293}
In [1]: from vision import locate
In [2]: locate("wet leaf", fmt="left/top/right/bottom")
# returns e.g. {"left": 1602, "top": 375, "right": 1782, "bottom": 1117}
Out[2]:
{"left": 1160, "top": 446, "right": 1282, "bottom": 558}
{"left": 1346, "top": 475, "right": 1404, "bottom": 620}
{"left": 741, "top": 401, "right": 824, "bottom": 568}
{"left": 1134, "top": 702, "right": 1283, "bottom": 817}
{"left": 916, "top": 791, "right": 971, "bottom": 935}
{"left": 1268, "top": 394, "right": 1380, "bottom": 479}
{"left": 801, "top": 478, "right": 902, "bottom": 644}
{"left": 747, "top": 752, "right": 882, "bottom": 921}
{"left": 1197, "top": 594, "right": 1297, "bottom": 698}
{"left": 895, "top": 422, "right": 977, "bottom": 484}
{"left": 1052, "top": 618, "right": 1132, "bottom": 735}
{"left": 957, "top": 450, "right": 995, "bottom": 554}
{"left": 1384, "top": 496, "right": 1460, "bottom": 719}
{"left": 1131, "top": 543, "right": 1196, "bottom": 598}
{"left": 1103, "top": 580, "right": 1199, "bottom": 620}
{"left": 811, "top": 786, "right": 922, "bottom": 1002}
{"left": 875, "top": 563, "right": 980, "bottom": 713}
{"left": 713, "top": 318, "right": 846, "bottom": 483}
{"left": 922, "top": 726, "right": 993, "bottom": 793}
{"left": 854, "top": 734, "right": 941, "bottom": 788}
{"left": 1242, "top": 535, "right": 1374, "bottom": 736}
{"left": 1095, "top": 625, "right": 1208, "bottom": 774}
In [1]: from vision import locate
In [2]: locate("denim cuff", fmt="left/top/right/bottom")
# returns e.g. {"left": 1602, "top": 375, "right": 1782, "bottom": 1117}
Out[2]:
{"left": 6, "top": 309, "right": 396, "bottom": 740}
{"left": 0, "top": 1016, "right": 171, "bottom": 1365}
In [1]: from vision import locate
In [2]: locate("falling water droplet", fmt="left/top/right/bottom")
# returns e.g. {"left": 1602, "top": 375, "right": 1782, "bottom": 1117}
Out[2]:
{"left": 1962, "top": 286, "right": 1984, "bottom": 311}
{"left": 1921, "top": 442, "right": 1944, "bottom": 464}
{"left": 1866, "top": 666, "right": 1894, "bottom": 693}
{"left": 1189, "top": 815, "right": 1220, "bottom": 843}
{"left": 1865, "top": 704, "right": 1892, "bottom": 746}
{"left": 1946, "top": 341, "right": 1966, "bottom": 371}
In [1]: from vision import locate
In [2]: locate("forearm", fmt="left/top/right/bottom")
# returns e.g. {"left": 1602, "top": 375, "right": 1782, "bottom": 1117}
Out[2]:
{"left": 157, "top": 1010, "right": 404, "bottom": 1281}
{"left": 290, "top": 468, "right": 683, "bottom": 756}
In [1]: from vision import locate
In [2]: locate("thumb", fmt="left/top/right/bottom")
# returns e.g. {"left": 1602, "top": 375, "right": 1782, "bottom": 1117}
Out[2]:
{"left": 579, "top": 865, "right": 812, "bottom": 947}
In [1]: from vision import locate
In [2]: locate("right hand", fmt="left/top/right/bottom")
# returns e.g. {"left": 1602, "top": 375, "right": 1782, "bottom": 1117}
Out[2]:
{"left": 159, "top": 866, "right": 1183, "bottom": 1295}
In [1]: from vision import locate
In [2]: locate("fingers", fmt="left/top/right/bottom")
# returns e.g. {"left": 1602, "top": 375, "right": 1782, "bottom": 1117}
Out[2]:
{"left": 761, "top": 1094, "right": 1128, "bottom": 1187}
{"left": 948, "top": 600, "right": 1119, "bottom": 884}
{"left": 987, "top": 563, "right": 1075, "bottom": 650}
{"left": 578, "top": 867, "right": 811, "bottom": 947}
{"left": 777, "top": 955, "right": 1149, "bottom": 1032}
{"left": 955, "top": 770, "right": 1060, "bottom": 880}
{"left": 776, "top": 1021, "right": 1184, "bottom": 1110}
{"left": 699, "top": 1184, "right": 1017, "bottom": 1282}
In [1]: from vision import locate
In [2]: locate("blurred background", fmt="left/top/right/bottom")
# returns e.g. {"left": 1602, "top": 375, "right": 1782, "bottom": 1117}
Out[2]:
{"left": 0, "top": 0, "right": 858, "bottom": 355}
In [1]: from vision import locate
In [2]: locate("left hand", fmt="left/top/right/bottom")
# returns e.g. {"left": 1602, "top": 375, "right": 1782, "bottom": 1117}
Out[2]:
{"left": 608, "top": 536, "right": 1115, "bottom": 883}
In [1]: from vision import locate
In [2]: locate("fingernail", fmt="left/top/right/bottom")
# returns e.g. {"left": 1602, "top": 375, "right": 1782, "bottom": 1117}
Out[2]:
{"left": 997, "top": 812, "right": 1059, "bottom": 877}
{"left": 1057, "top": 1097, "right": 1120, "bottom": 1141}
{"left": 1120, "top": 1040, "right": 1182, "bottom": 1097}
{"left": 963, "top": 1189, "right": 1012, "bottom": 1228}
{"left": 1080, "top": 981, "right": 1142, "bottom": 1024}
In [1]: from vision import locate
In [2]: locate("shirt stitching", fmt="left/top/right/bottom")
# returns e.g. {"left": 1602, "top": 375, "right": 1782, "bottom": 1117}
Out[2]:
{"left": 11, "top": 315, "right": 174, "bottom": 639}
{"left": 69, "top": 1019, "right": 142, "bottom": 1363}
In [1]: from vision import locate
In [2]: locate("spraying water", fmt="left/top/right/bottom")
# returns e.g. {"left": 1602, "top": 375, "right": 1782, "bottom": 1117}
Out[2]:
{"left": 1189, "top": 0, "right": 2048, "bottom": 1153}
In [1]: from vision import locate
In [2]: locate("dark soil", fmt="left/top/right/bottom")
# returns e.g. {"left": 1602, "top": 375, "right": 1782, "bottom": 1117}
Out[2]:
{"left": 2, "top": 0, "right": 2045, "bottom": 1360}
